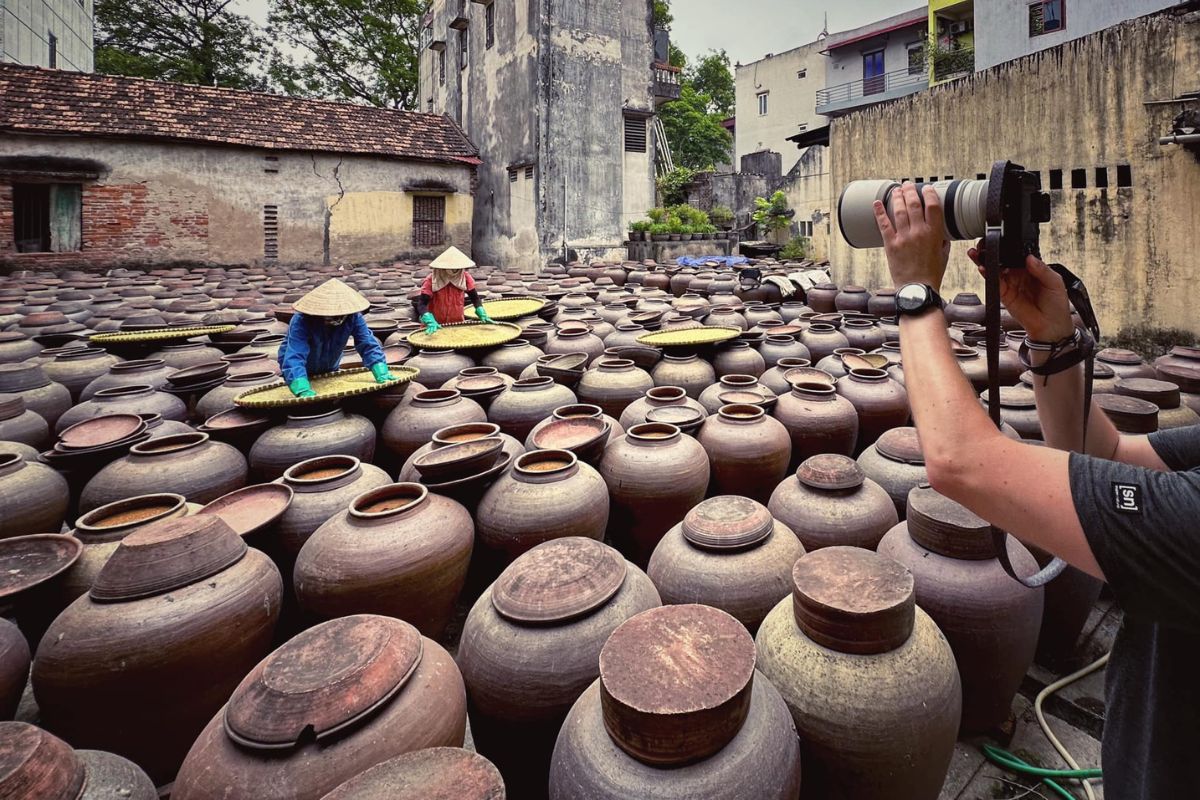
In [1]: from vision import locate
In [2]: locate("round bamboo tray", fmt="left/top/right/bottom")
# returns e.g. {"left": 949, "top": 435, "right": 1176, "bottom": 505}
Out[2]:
{"left": 233, "top": 366, "right": 420, "bottom": 410}
{"left": 636, "top": 326, "right": 741, "bottom": 348}
{"left": 407, "top": 321, "right": 522, "bottom": 350}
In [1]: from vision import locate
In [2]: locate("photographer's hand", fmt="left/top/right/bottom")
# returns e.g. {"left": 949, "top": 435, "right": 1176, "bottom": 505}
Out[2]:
{"left": 872, "top": 183, "right": 950, "bottom": 290}
{"left": 967, "top": 246, "right": 1074, "bottom": 342}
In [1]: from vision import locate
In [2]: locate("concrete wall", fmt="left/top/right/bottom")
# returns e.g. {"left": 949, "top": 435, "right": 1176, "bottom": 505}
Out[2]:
{"left": 974, "top": 0, "right": 1179, "bottom": 70}
{"left": 734, "top": 42, "right": 826, "bottom": 172}
{"left": 0, "top": 135, "right": 473, "bottom": 269}
{"left": 829, "top": 10, "right": 1200, "bottom": 336}
{"left": 780, "top": 144, "right": 832, "bottom": 260}
{"left": 1, "top": 0, "right": 92, "bottom": 72}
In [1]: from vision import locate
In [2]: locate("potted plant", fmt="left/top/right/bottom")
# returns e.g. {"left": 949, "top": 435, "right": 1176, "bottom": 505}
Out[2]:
{"left": 667, "top": 216, "right": 684, "bottom": 242}
{"left": 650, "top": 223, "right": 671, "bottom": 242}
{"left": 630, "top": 220, "right": 652, "bottom": 241}
{"left": 679, "top": 224, "right": 693, "bottom": 242}
{"left": 710, "top": 205, "right": 734, "bottom": 229}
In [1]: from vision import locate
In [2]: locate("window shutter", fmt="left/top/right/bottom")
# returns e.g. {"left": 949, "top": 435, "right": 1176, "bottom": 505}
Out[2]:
{"left": 624, "top": 116, "right": 647, "bottom": 153}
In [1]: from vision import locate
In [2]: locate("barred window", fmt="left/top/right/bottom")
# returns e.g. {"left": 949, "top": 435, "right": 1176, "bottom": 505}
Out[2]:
{"left": 412, "top": 195, "right": 446, "bottom": 247}
{"left": 486, "top": 3, "right": 495, "bottom": 49}
{"left": 624, "top": 115, "right": 647, "bottom": 153}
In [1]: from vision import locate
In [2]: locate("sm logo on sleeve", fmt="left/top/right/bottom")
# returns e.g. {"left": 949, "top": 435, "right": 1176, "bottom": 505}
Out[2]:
{"left": 1111, "top": 482, "right": 1143, "bottom": 515}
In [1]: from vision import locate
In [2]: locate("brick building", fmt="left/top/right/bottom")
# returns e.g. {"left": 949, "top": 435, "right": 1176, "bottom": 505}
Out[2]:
{"left": 0, "top": 64, "right": 481, "bottom": 271}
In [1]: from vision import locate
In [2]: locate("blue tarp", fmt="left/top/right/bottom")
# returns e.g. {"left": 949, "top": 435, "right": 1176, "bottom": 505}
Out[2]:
{"left": 674, "top": 256, "right": 750, "bottom": 268}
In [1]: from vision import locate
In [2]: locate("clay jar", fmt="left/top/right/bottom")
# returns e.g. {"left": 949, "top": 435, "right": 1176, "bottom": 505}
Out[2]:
{"left": 713, "top": 340, "right": 766, "bottom": 378}
{"left": 799, "top": 323, "right": 849, "bottom": 363}
{"left": 548, "top": 605, "right": 803, "bottom": 800}
{"left": 150, "top": 341, "right": 224, "bottom": 370}
{"left": 406, "top": 348, "right": 476, "bottom": 387}
{"left": 877, "top": 486, "right": 1042, "bottom": 733}
{"left": 0, "top": 362, "right": 71, "bottom": 430}
{"left": 382, "top": 389, "right": 488, "bottom": 467}
{"left": 857, "top": 426, "right": 928, "bottom": 518}
{"left": 758, "top": 357, "right": 812, "bottom": 396}
{"left": 294, "top": 483, "right": 473, "bottom": 639}
{"left": 43, "top": 348, "right": 122, "bottom": 402}
{"left": 476, "top": 450, "right": 609, "bottom": 566}
{"left": 171, "top": 615, "right": 467, "bottom": 800}
{"left": 249, "top": 407, "right": 376, "bottom": 481}
{"left": 981, "top": 385, "right": 1042, "bottom": 440}
{"left": 487, "top": 377, "right": 576, "bottom": 441}
{"left": 55, "top": 384, "right": 188, "bottom": 434}
{"left": 0, "top": 332, "right": 41, "bottom": 363}
{"left": 194, "top": 371, "right": 279, "bottom": 419}
{"left": 482, "top": 338, "right": 545, "bottom": 378}
{"left": 943, "top": 292, "right": 985, "bottom": 325}
{"left": 756, "top": 547, "right": 961, "bottom": 800}
{"left": 0, "top": 451, "right": 69, "bottom": 539}
{"left": 768, "top": 454, "right": 898, "bottom": 551}
{"left": 697, "top": 375, "right": 775, "bottom": 416}
{"left": 834, "top": 285, "right": 871, "bottom": 313}
{"left": 81, "top": 359, "right": 175, "bottom": 401}
{"left": 697, "top": 405, "right": 791, "bottom": 505}
{"left": 80, "top": 432, "right": 248, "bottom": 514}
{"left": 598, "top": 423, "right": 710, "bottom": 567}
{"left": 32, "top": 516, "right": 283, "bottom": 784}
{"left": 320, "top": 748, "right": 504, "bottom": 800}
{"left": 758, "top": 335, "right": 811, "bottom": 369}
{"left": 1116, "top": 377, "right": 1200, "bottom": 430}
{"left": 617, "top": 385, "right": 707, "bottom": 431}
{"left": 647, "top": 496, "right": 805, "bottom": 634}
{"left": 545, "top": 328, "right": 606, "bottom": 365}
{"left": 575, "top": 358, "right": 654, "bottom": 419}
{"left": 0, "top": 618, "right": 30, "bottom": 719}
{"left": 841, "top": 319, "right": 885, "bottom": 352}
{"left": 836, "top": 368, "right": 909, "bottom": 455}
{"left": 806, "top": 283, "right": 839, "bottom": 313}
{"left": 772, "top": 380, "right": 859, "bottom": 469}
{"left": 457, "top": 538, "right": 662, "bottom": 799}
{"left": 0, "top": 394, "right": 50, "bottom": 449}
{"left": 0, "top": 721, "right": 158, "bottom": 800}
{"left": 650, "top": 354, "right": 716, "bottom": 399}
{"left": 1096, "top": 347, "right": 1156, "bottom": 380}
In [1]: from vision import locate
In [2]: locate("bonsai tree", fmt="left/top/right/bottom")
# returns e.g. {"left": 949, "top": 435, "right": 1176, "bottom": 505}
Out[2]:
{"left": 710, "top": 205, "right": 734, "bottom": 227}
{"left": 752, "top": 191, "right": 794, "bottom": 243}
{"left": 779, "top": 236, "right": 810, "bottom": 261}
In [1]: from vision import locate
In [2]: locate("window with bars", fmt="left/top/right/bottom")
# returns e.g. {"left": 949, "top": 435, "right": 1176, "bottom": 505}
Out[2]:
{"left": 524, "top": 166, "right": 534, "bottom": 180}
{"left": 624, "top": 115, "right": 647, "bottom": 153}
{"left": 459, "top": 28, "right": 468, "bottom": 69}
{"left": 439, "top": 50, "right": 446, "bottom": 84}
{"left": 48, "top": 32, "right": 57, "bottom": 68}
{"left": 508, "top": 169, "right": 518, "bottom": 182}
{"left": 412, "top": 195, "right": 446, "bottom": 247}
{"left": 797, "top": 69, "right": 806, "bottom": 79}
{"left": 485, "top": 3, "right": 495, "bottom": 49}
{"left": 13, "top": 183, "right": 81, "bottom": 253}
{"left": 1029, "top": 0, "right": 1064, "bottom": 36}
{"left": 263, "top": 205, "right": 279, "bottom": 261}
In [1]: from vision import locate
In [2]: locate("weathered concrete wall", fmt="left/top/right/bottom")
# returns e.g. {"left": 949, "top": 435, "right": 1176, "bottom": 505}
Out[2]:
{"left": 780, "top": 144, "right": 832, "bottom": 260}
{"left": 974, "top": 0, "right": 1178, "bottom": 70}
{"left": 829, "top": 10, "right": 1200, "bottom": 336}
{"left": 734, "top": 42, "right": 826, "bottom": 173}
{"left": 0, "top": 135, "right": 474, "bottom": 269}
{"left": 1, "top": 0, "right": 93, "bottom": 72}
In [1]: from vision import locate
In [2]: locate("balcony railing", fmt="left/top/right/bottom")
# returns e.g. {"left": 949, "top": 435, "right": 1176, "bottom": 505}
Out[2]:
{"left": 816, "top": 67, "right": 928, "bottom": 111}
{"left": 653, "top": 63, "right": 682, "bottom": 102}
{"left": 932, "top": 46, "right": 974, "bottom": 82}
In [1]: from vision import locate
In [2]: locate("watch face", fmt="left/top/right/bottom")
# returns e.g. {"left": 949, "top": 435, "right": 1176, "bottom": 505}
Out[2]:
{"left": 896, "top": 283, "right": 930, "bottom": 313}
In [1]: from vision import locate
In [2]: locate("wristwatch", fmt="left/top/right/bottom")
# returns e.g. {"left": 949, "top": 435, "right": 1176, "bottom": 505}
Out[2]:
{"left": 895, "top": 283, "right": 945, "bottom": 317}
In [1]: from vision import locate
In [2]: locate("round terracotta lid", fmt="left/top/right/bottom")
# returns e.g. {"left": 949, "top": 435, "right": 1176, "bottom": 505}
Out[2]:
{"left": 0, "top": 534, "right": 83, "bottom": 601}
{"left": 644, "top": 406, "right": 704, "bottom": 429}
{"left": 0, "top": 394, "right": 24, "bottom": 421}
{"left": 875, "top": 427, "right": 925, "bottom": 465}
{"left": 1157, "top": 364, "right": 1200, "bottom": 394}
{"left": 791, "top": 546, "right": 915, "bottom": 655}
{"left": 197, "top": 484, "right": 295, "bottom": 538}
{"left": 1092, "top": 362, "right": 1115, "bottom": 379}
{"left": 1115, "top": 377, "right": 1180, "bottom": 409}
{"left": 797, "top": 453, "right": 866, "bottom": 491}
{"left": 681, "top": 495, "right": 774, "bottom": 550}
{"left": 57, "top": 414, "right": 147, "bottom": 450}
{"left": 0, "top": 722, "right": 86, "bottom": 800}
{"left": 224, "top": 615, "right": 423, "bottom": 750}
{"left": 1095, "top": 394, "right": 1159, "bottom": 434}
{"left": 320, "top": 748, "right": 505, "bottom": 800}
{"left": 90, "top": 516, "right": 248, "bottom": 602}
{"left": 1097, "top": 347, "right": 1143, "bottom": 365}
{"left": 598, "top": 605, "right": 755, "bottom": 767}
{"left": 985, "top": 384, "right": 1037, "bottom": 409}
{"left": 492, "top": 537, "right": 627, "bottom": 624}
{"left": 905, "top": 484, "right": 996, "bottom": 560}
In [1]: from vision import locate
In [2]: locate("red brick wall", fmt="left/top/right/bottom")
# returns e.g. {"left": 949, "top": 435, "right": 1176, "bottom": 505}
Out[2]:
{"left": 0, "top": 180, "right": 210, "bottom": 270}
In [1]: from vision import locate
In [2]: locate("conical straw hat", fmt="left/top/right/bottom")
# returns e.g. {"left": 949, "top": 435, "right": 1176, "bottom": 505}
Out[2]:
{"left": 430, "top": 245, "right": 476, "bottom": 271}
{"left": 293, "top": 279, "right": 370, "bottom": 317}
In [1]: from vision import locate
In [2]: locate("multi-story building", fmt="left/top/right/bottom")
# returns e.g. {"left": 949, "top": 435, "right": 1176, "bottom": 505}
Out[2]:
{"left": 418, "top": 0, "right": 666, "bottom": 272}
{"left": 1, "top": 0, "right": 93, "bottom": 72}
{"left": 733, "top": 42, "right": 826, "bottom": 173}
{"left": 815, "top": 6, "right": 928, "bottom": 118}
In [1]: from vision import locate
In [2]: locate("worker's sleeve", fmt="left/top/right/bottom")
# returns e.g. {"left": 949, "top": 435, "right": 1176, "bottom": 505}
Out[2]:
{"left": 279, "top": 314, "right": 312, "bottom": 384}
{"left": 466, "top": 288, "right": 482, "bottom": 307}
{"left": 416, "top": 275, "right": 434, "bottom": 317}
{"left": 349, "top": 314, "right": 387, "bottom": 368}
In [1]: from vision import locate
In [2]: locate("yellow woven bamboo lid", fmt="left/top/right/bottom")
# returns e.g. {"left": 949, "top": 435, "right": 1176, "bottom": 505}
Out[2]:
{"left": 234, "top": 366, "right": 419, "bottom": 409}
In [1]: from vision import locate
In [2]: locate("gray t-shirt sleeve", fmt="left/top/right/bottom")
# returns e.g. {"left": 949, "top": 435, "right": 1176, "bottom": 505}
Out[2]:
{"left": 1069, "top": 449, "right": 1200, "bottom": 632}
{"left": 1148, "top": 426, "right": 1200, "bottom": 471}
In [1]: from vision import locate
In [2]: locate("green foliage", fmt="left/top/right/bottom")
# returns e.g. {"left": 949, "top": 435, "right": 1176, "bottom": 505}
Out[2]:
{"left": 659, "top": 85, "right": 733, "bottom": 171}
{"left": 668, "top": 42, "right": 687, "bottom": 69}
{"left": 630, "top": 220, "right": 652, "bottom": 233}
{"left": 669, "top": 204, "right": 709, "bottom": 227}
{"left": 653, "top": 0, "right": 672, "bottom": 29}
{"left": 267, "top": 0, "right": 423, "bottom": 109}
{"left": 649, "top": 223, "right": 671, "bottom": 237}
{"left": 709, "top": 205, "right": 734, "bottom": 224}
{"left": 686, "top": 50, "right": 734, "bottom": 117}
{"left": 752, "top": 191, "right": 793, "bottom": 235}
{"left": 655, "top": 166, "right": 696, "bottom": 207}
{"left": 646, "top": 207, "right": 668, "bottom": 224}
{"left": 95, "top": 0, "right": 267, "bottom": 89}
{"left": 779, "top": 236, "right": 810, "bottom": 261}
{"left": 1105, "top": 325, "right": 1196, "bottom": 361}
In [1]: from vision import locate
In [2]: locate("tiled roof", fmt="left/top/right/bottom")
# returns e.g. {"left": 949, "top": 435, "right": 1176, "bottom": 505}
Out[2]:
{"left": 0, "top": 64, "right": 480, "bottom": 166}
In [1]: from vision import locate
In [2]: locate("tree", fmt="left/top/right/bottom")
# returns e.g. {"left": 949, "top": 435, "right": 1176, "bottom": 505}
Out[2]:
{"left": 267, "top": 0, "right": 424, "bottom": 109}
{"left": 687, "top": 50, "right": 734, "bottom": 117}
{"left": 658, "top": 85, "right": 733, "bottom": 170}
{"left": 752, "top": 191, "right": 794, "bottom": 242}
{"left": 94, "top": 0, "right": 267, "bottom": 89}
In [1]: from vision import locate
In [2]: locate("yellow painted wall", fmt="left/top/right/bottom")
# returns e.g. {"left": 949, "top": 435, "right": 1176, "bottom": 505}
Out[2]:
{"left": 327, "top": 191, "right": 474, "bottom": 263}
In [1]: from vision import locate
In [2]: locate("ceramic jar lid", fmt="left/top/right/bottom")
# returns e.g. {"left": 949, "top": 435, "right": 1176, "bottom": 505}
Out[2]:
{"left": 224, "top": 615, "right": 423, "bottom": 750}
{"left": 797, "top": 454, "right": 866, "bottom": 491}
{"left": 979, "top": 384, "right": 1037, "bottom": 409}
{"left": 0, "top": 395, "right": 23, "bottom": 421}
{"left": 0, "top": 534, "right": 83, "bottom": 601}
{"left": 682, "top": 495, "right": 774, "bottom": 551}
{"left": 644, "top": 407, "right": 704, "bottom": 431}
{"left": 1095, "top": 394, "right": 1159, "bottom": 434}
{"left": 197, "top": 484, "right": 295, "bottom": 538}
{"left": 0, "top": 363, "right": 49, "bottom": 392}
{"left": 90, "top": 516, "right": 247, "bottom": 602}
{"left": 791, "top": 546, "right": 916, "bottom": 655}
{"left": 875, "top": 426, "right": 925, "bottom": 466}
{"left": 491, "top": 537, "right": 627, "bottom": 624}
{"left": 320, "top": 748, "right": 505, "bottom": 800}
{"left": 905, "top": 485, "right": 996, "bottom": 560}
{"left": 1097, "top": 347, "right": 1143, "bottom": 365}
{"left": 598, "top": 605, "right": 755, "bottom": 767}
{"left": 1157, "top": 364, "right": 1200, "bottom": 394}
{"left": 1114, "top": 377, "right": 1180, "bottom": 409}
{"left": 0, "top": 722, "right": 86, "bottom": 800}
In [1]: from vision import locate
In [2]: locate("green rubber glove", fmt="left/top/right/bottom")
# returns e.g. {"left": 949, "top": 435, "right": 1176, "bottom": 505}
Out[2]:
{"left": 289, "top": 376, "right": 316, "bottom": 398}
{"left": 370, "top": 362, "right": 395, "bottom": 383}
{"left": 420, "top": 312, "right": 441, "bottom": 336}
{"left": 475, "top": 306, "right": 495, "bottom": 324}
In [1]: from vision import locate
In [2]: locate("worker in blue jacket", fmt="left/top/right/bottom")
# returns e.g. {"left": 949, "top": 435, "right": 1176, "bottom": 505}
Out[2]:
{"left": 279, "top": 278, "right": 393, "bottom": 398}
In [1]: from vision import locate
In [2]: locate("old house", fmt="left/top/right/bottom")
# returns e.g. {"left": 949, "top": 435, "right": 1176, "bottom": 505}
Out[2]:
{"left": 418, "top": 0, "right": 667, "bottom": 272}
{"left": 0, "top": 64, "right": 480, "bottom": 270}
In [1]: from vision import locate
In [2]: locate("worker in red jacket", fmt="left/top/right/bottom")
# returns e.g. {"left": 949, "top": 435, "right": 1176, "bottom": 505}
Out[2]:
{"left": 417, "top": 245, "right": 494, "bottom": 334}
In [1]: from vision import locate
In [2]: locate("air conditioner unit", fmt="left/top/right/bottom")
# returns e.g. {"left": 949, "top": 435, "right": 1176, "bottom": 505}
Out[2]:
{"left": 949, "top": 21, "right": 970, "bottom": 35}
